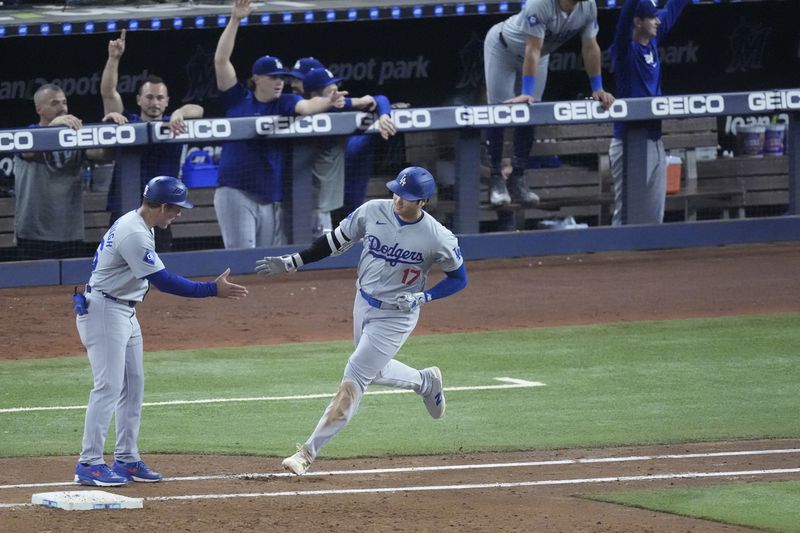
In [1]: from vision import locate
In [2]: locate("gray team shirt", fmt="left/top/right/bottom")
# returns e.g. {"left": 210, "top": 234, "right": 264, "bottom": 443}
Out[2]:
{"left": 339, "top": 199, "right": 463, "bottom": 302}
{"left": 312, "top": 136, "right": 346, "bottom": 212}
{"left": 501, "top": 0, "right": 599, "bottom": 56}
{"left": 87, "top": 210, "right": 165, "bottom": 301}
{"left": 13, "top": 151, "right": 85, "bottom": 241}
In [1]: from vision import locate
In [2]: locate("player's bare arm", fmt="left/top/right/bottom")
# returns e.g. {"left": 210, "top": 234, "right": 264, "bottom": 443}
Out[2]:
{"left": 101, "top": 29, "right": 126, "bottom": 115}
{"left": 350, "top": 95, "right": 377, "bottom": 112}
{"left": 582, "top": 36, "right": 615, "bottom": 109}
{"left": 295, "top": 90, "right": 349, "bottom": 115}
{"left": 504, "top": 35, "right": 543, "bottom": 105}
{"left": 168, "top": 104, "right": 204, "bottom": 135}
{"left": 215, "top": 0, "right": 253, "bottom": 92}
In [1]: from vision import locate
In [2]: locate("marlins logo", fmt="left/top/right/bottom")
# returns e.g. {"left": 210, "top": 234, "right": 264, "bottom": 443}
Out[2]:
{"left": 143, "top": 250, "right": 156, "bottom": 265}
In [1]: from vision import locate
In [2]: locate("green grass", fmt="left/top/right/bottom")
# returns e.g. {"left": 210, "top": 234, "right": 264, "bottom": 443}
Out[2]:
{"left": 585, "top": 480, "right": 800, "bottom": 532}
{"left": 0, "top": 313, "right": 798, "bottom": 458}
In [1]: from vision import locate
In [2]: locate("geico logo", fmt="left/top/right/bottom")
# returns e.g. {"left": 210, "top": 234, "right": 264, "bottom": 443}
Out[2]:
{"left": 58, "top": 125, "right": 136, "bottom": 147}
{"left": 0, "top": 131, "right": 34, "bottom": 151}
{"left": 256, "top": 115, "right": 332, "bottom": 135}
{"left": 553, "top": 100, "right": 628, "bottom": 121}
{"left": 651, "top": 95, "right": 724, "bottom": 116}
{"left": 748, "top": 90, "right": 800, "bottom": 111}
{"left": 355, "top": 112, "right": 375, "bottom": 130}
{"left": 391, "top": 109, "right": 431, "bottom": 129}
{"left": 154, "top": 119, "right": 231, "bottom": 140}
{"left": 455, "top": 105, "right": 530, "bottom": 126}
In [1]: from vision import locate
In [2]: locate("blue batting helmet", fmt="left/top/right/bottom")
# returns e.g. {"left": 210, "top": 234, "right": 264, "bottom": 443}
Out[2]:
{"left": 386, "top": 166, "right": 436, "bottom": 201}
{"left": 143, "top": 176, "right": 194, "bottom": 208}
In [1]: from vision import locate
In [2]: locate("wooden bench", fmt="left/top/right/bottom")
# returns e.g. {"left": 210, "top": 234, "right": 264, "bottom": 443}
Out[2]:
{"left": 0, "top": 185, "right": 221, "bottom": 258}
{"left": 523, "top": 117, "right": 745, "bottom": 225}
{"left": 401, "top": 118, "right": 768, "bottom": 229}
{"left": 696, "top": 154, "right": 788, "bottom": 217}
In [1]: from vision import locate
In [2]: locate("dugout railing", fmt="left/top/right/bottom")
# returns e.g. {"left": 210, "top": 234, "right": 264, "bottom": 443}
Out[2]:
{"left": 0, "top": 89, "right": 798, "bottom": 287}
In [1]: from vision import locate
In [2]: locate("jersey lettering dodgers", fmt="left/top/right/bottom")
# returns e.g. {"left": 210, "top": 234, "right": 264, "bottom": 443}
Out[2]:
{"left": 339, "top": 199, "right": 463, "bottom": 302}
{"left": 501, "top": 0, "right": 598, "bottom": 56}
{"left": 87, "top": 210, "right": 165, "bottom": 302}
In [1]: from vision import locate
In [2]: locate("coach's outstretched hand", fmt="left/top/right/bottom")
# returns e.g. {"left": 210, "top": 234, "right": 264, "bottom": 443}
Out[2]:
{"left": 215, "top": 268, "right": 248, "bottom": 299}
{"left": 255, "top": 254, "right": 301, "bottom": 277}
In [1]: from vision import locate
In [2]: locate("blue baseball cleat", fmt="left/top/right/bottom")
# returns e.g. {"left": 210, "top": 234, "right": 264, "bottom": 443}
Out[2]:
{"left": 74, "top": 462, "right": 129, "bottom": 487}
{"left": 112, "top": 460, "right": 163, "bottom": 483}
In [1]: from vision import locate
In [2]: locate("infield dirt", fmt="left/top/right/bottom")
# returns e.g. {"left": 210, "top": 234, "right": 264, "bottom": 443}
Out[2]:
{"left": 1, "top": 243, "right": 799, "bottom": 532}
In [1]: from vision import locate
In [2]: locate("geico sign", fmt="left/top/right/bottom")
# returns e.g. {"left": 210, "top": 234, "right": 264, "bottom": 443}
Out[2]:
{"left": 455, "top": 105, "right": 530, "bottom": 126}
{"left": 154, "top": 119, "right": 231, "bottom": 140}
{"left": 58, "top": 125, "right": 137, "bottom": 148}
{"left": 651, "top": 95, "right": 724, "bottom": 116}
{"left": 256, "top": 115, "right": 332, "bottom": 135}
{"left": 0, "top": 131, "right": 34, "bottom": 151}
{"left": 355, "top": 112, "right": 376, "bottom": 131}
{"left": 748, "top": 90, "right": 800, "bottom": 111}
{"left": 391, "top": 109, "right": 431, "bottom": 129}
{"left": 554, "top": 100, "right": 628, "bottom": 121}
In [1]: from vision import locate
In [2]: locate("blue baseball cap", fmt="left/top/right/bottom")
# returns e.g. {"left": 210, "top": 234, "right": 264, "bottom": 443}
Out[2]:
{"left": 252, "top": 55, "right": 289, "bottom": 76}
{"left": 635, "top": 0, "right": 659, "bottom": 18}
{"left": 289, "top": 57, "right": 325, "bottom": 79}
{"left": 302, "top": 68, "right": 343, "bottom": 93}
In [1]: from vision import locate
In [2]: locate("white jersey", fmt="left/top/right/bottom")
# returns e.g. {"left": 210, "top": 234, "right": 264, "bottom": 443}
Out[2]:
{"left": 501, "top": 0, "right": 598, "bottom": 56}
{"left": 339, "top": 199, "right": 463, "bottom": 302}
{"left": 87, "top": 210, "right": 165, "bottom": 301}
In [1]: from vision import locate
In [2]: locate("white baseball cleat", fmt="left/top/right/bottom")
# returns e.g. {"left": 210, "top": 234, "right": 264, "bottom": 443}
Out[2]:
{"left": 422, "top": 366, "right": 446, "bottom": 419}
{"left": 282, "top": 444, "right": 312, "bottom": 476}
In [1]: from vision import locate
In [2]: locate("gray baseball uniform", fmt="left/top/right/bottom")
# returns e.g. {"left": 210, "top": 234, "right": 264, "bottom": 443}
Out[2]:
{"left": 303, "top": 199, "right": 463, "bottom": 460}
{"left": 484, "top": 0, "right": 599, "bottom": 103}
{"left": 76, "top": 210, "right": 164, "bottom": 465}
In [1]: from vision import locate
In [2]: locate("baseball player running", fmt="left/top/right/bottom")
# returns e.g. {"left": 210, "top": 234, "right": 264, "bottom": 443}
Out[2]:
{"left": 256, "top": 166, "right": 467, "bottom": 475}
{"left": 74, "top": 176, "right": 247, "bottom": 486}
{"left": 483, "top": 0, "right": 614, "bottom": 206}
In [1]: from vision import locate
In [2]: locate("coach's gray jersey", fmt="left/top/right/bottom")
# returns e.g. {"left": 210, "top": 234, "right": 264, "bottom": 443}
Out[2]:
{"left": 501, "top": 0, "right": 598, "bottom": 56}
{"left": 340, "top": 199, "right": 462, "bottom": 302}
{"left": 88, "top": 210, "right": 165, "bottom": 301}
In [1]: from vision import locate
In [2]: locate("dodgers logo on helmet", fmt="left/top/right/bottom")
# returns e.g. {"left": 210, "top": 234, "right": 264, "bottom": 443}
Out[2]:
{"left": 386, "top": 166, "right": 436, "bottom": 200}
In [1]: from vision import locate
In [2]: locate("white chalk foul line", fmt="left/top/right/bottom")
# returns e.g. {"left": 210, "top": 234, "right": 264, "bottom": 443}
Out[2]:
{"left": 0, "top": 377, "right": 545, "bottom": 414}
{"left": 2, "top": 447, "right": 799, "bottom": 491}
{"left": 3, "top": 467, "right": 795, "bottom": 508}
{"left": 146, "top": 468, "right": 800, "bottom": 502}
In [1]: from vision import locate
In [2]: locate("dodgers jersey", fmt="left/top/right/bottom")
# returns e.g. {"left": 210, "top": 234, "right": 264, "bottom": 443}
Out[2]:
{"left": 501, "top": 0, "right": 599, "bottom": 56}
{"left": 87, "top": 210, "right": 165, "bottom": 301}
{"left": 611, "top": 0, "right": 689, "bottom": 140}
{"left": 339, "top": 200, "right": 463, "bottom": 302}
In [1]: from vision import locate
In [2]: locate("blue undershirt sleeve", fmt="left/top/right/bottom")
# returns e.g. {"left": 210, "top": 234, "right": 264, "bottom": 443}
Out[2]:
{"left": 145, "top": 268, "right": 218, "bottom": 298}
{"left": 374, "top": 95, "right": 392, "bottom": 117}
{"left": 425, "top": 264, "right": 467, "bottom": 301}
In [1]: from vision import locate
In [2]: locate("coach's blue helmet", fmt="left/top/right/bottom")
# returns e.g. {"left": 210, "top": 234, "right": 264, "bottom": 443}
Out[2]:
{"left": 143, "top": 176, "right": 194, "bottom": 208}
{"left": 386, "top": 166, "right": 436, "bottom": 201}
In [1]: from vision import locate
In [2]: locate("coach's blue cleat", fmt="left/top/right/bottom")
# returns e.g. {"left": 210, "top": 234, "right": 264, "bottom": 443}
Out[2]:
{"left": 112, "top": 460, "right": 163, "bottom": 483}
{"left": 74, "top": 462, "right": 129, "bottom": 487}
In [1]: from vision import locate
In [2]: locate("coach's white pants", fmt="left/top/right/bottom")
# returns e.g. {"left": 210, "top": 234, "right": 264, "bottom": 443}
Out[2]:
{"left": 76, "top": 294, "right": 144, "bottom": 465}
